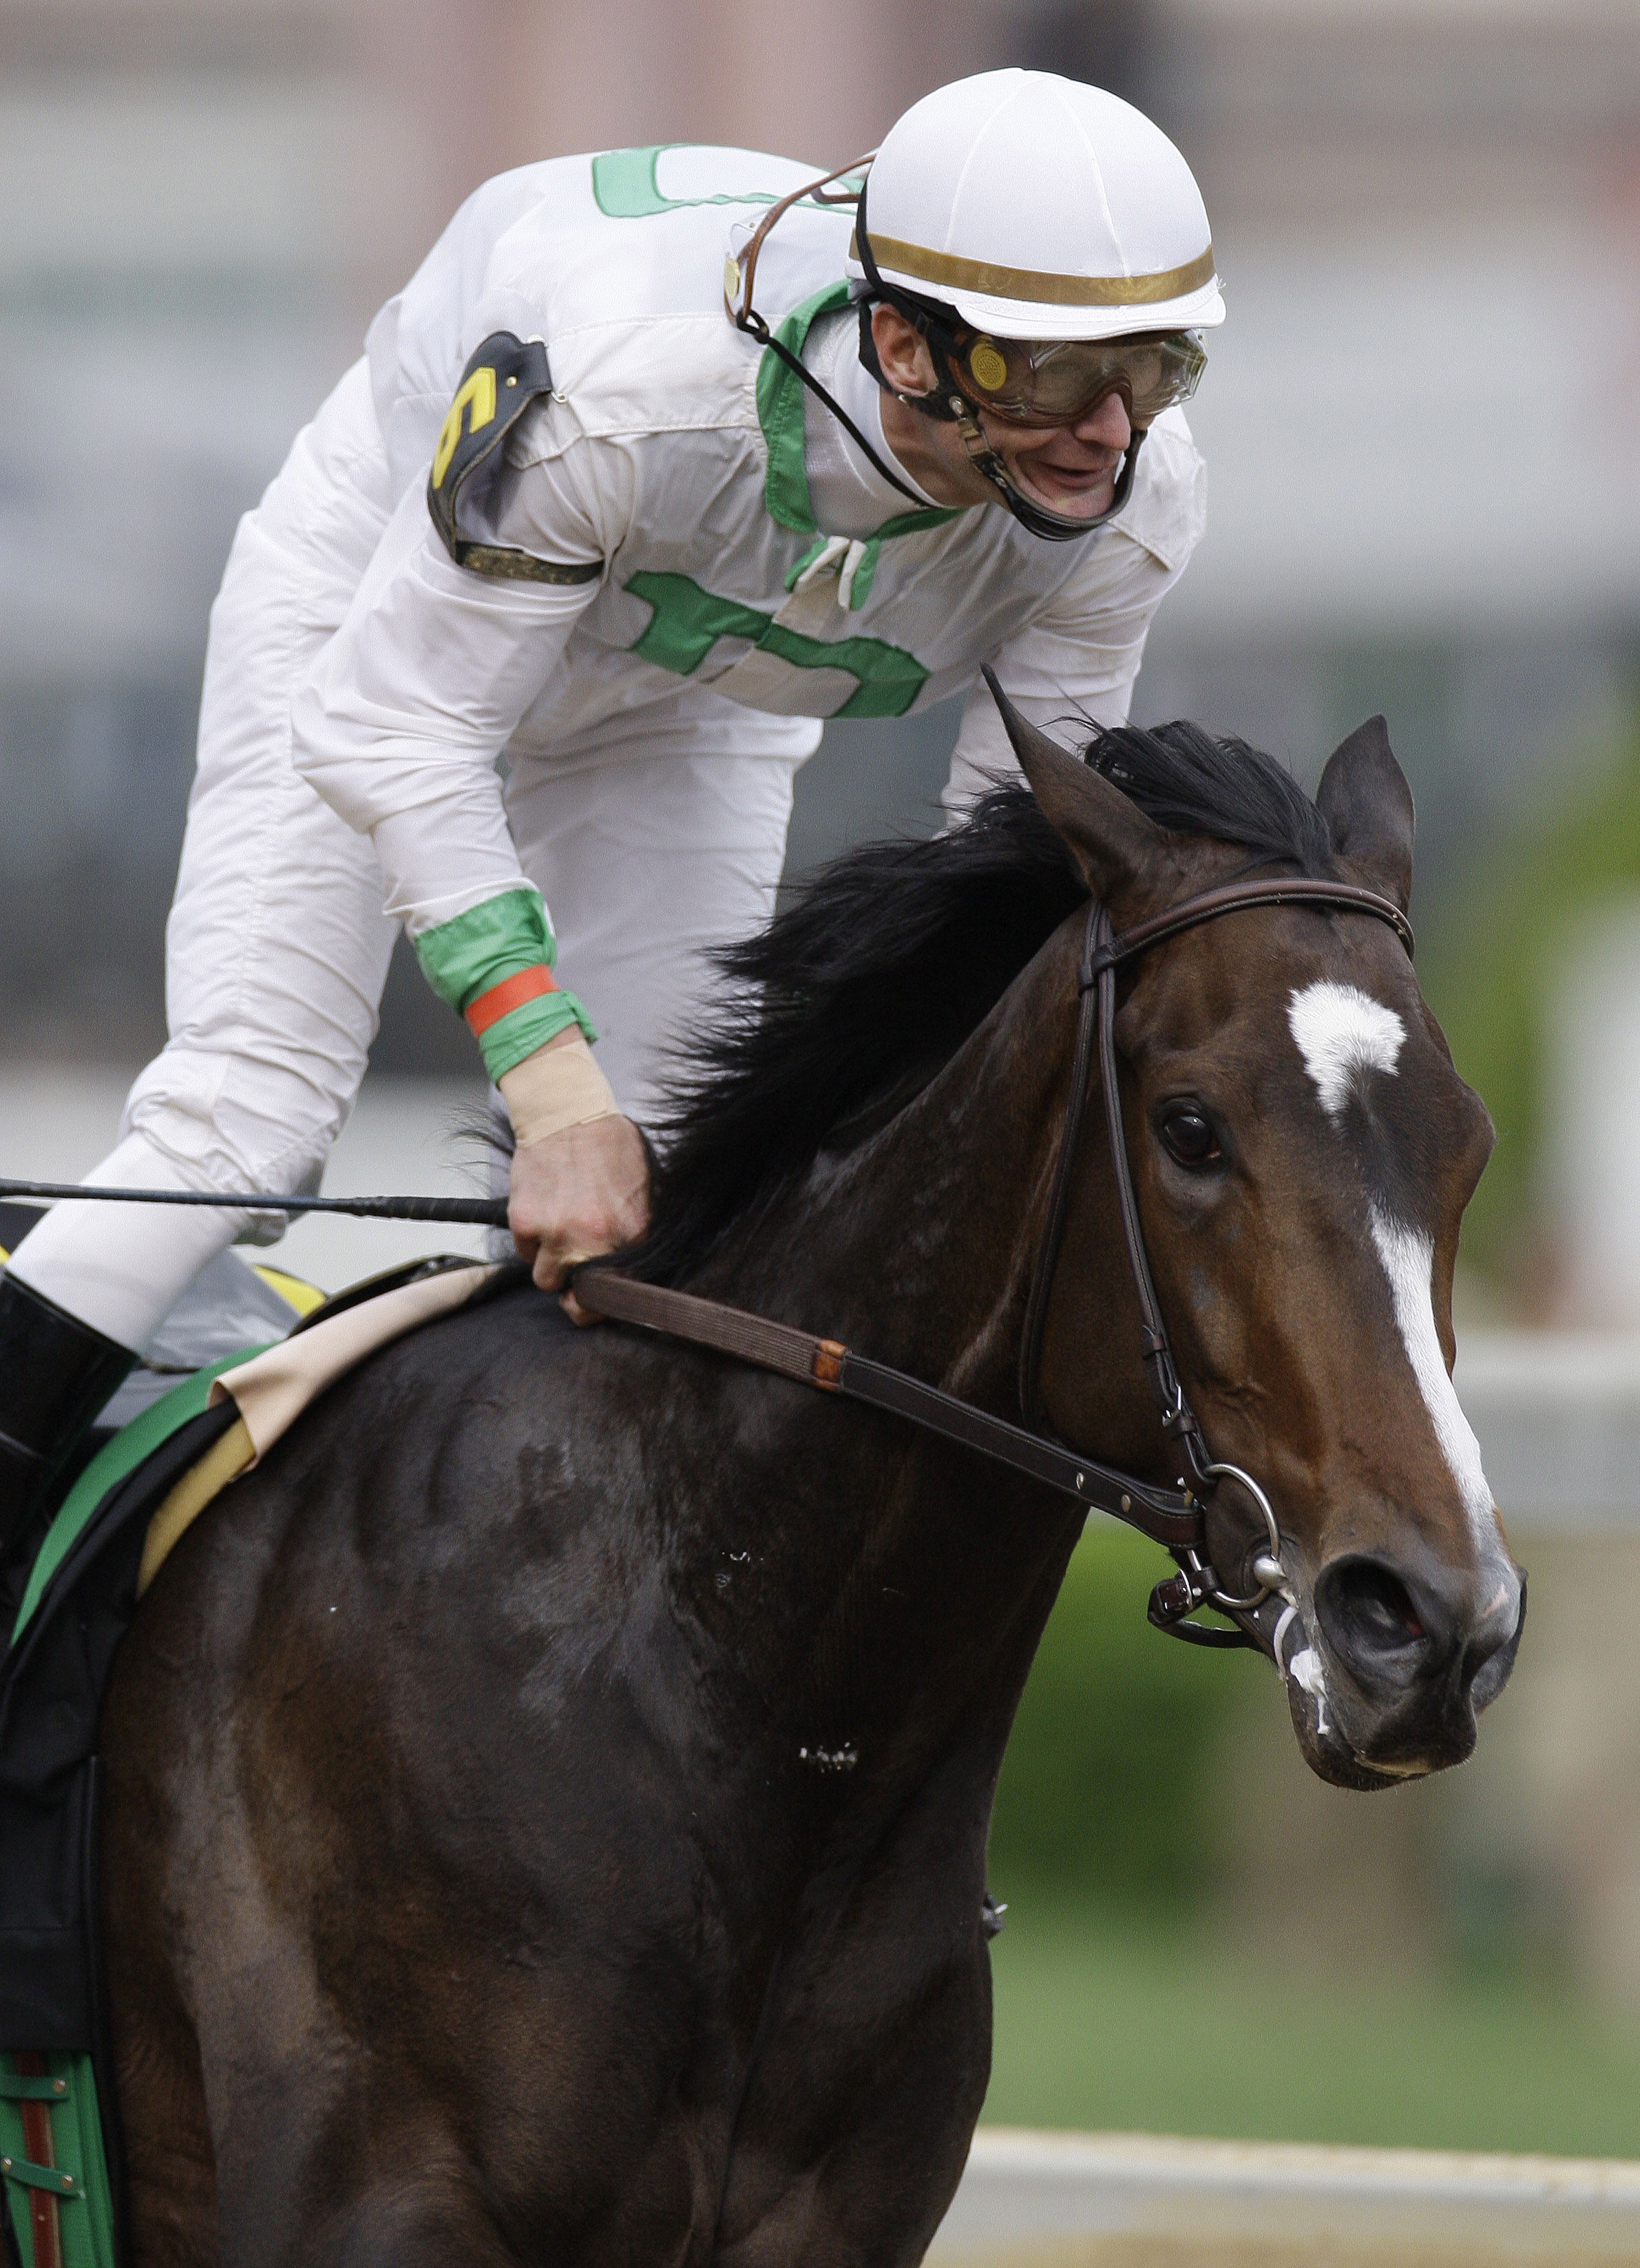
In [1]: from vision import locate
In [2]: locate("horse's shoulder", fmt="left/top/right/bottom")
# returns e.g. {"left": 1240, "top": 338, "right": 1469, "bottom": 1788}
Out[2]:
{"left": 318, "top": 1270, "right": 585, "bottom": 1419}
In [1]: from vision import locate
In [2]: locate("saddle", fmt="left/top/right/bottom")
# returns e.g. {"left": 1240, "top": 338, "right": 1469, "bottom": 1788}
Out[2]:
{"left": 0, "top": 1250, "right": 501, "bottom": 2268}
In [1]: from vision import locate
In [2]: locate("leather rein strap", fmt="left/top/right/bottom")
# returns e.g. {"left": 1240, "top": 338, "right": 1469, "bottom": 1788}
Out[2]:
{"left": 571, "top": 873, "right": 1415, "bottom": 1593}
{"left": 572, "top": 1271, "right": 1202, "bottom": 1549}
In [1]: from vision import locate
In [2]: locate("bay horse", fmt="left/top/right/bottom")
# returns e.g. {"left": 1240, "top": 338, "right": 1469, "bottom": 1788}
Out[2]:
{"left": 99, "top": 703, "right": 1522, "bottom": 2265}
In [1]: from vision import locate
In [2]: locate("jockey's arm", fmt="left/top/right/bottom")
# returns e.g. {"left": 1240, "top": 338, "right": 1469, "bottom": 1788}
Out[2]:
{"left": 291, "top": 422, "right": 651, "bottom": 1295}
{"left": 943, "top": 406, "right": 1208, "bottom": 815}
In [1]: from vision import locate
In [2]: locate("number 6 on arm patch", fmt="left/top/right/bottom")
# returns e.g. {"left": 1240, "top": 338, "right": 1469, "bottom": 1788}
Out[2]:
{"left": 425, "top": 331, "right": 600, "bottom": 584}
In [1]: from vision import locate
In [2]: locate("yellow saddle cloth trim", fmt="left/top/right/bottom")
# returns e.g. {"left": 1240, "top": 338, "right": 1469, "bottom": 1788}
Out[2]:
{"left": 136, "top": 1420, "right": 255, "bottom": 1598}
{"left": 250, "top": 1265, "right": 326, "bottom": 1317}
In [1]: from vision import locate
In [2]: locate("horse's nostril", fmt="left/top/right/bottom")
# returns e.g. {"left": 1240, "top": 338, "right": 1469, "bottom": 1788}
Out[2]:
{"left": 1469, "top": 1573, "right": 1526, "bottom": 1713}
{"left": 1314, "top": 1555, "right": 1429, "bottom": 1670}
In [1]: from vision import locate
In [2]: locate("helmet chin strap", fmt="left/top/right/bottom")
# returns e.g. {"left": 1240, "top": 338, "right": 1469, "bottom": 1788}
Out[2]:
{"left": 851, "top": 180, "right": 1142, "bottom": 543}
{"left": 944, "top": 390, "right": 1145, "bottom": 542}
{"left": 854, "top": 302, "right": 1144, "bottom": 543}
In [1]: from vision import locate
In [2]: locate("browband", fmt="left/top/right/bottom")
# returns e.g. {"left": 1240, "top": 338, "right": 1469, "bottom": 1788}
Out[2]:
{"left": 1086, "top": 877, "right": 1414, "bottom": 983}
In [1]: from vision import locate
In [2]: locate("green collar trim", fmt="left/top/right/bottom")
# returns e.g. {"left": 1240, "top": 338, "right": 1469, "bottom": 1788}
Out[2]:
{"left": 755, "top": 283, "right": 964, "bottom": 545}
{"left": 756, "top": 282, "right": 848, "bottom": 534}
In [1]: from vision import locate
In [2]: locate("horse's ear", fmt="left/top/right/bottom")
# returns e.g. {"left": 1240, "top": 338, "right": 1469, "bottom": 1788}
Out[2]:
{"left": 1316, "top": 715, "right": 1416, "bottom": 913}
{"left": 982, "top": 667, "right": 1163, "bottom": 900}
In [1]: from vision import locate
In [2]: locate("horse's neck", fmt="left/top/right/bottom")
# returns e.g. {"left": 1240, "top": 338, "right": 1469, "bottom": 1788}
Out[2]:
{"left": 717, "top": 923, "right": 1080, "bottom": 1395}
{"left": 684, "top": 922, "right": 1107, "bottom": 1758}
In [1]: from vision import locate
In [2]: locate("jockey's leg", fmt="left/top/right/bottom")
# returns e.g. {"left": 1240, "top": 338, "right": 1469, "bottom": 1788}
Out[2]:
{"left": 0, "top": 358, "right": 397, "bottom": 1603}
{"left": 0, "top": 1275, "right": 134, "bottom": 1562}
{"left": 503, "top": 729, "right": 815, "bottom": 1131}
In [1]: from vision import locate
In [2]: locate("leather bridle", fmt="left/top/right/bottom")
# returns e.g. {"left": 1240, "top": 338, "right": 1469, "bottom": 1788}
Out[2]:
{"left": 1015, "top": 879, "right": 1413, "bottom": 1647}
{"left": 572, "top": 872, "right": 1415, "bottom": 1662}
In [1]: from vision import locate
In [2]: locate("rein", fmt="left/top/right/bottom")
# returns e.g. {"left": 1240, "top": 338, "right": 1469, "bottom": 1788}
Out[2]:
{"left": 574, "top": 873, "right": 1415, "bottom": 1659}
{"left": 1, "top": 876, "right": 1416, "bottom": 1659}
{"left": 567, "top": 1270, "right": 1201, "bottom": 1548}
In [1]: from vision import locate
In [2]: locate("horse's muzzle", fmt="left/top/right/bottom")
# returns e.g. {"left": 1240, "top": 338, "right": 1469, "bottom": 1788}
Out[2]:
{"left": 1300, "top": 1548, "right": 1526, "bottom": 1781}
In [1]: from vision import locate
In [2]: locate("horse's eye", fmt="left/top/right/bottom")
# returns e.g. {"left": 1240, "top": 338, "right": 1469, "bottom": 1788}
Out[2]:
{"left": 1159, "top": 1104, "right": 1221, "bottom": 1168}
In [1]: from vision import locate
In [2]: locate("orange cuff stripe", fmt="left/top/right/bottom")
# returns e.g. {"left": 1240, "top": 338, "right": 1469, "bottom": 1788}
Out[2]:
{"left": 464, "top": 964, "right": 557, "bottom": 1037}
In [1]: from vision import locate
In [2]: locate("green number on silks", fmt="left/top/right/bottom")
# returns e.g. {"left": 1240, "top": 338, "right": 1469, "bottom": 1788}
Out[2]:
{"left": 624, "top": 571, "right": 929, "bottom": 722}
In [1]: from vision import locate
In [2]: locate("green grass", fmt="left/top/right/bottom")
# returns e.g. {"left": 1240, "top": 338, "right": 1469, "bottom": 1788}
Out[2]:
{"left": 982, "top": 1896, "right": 1640, "bottom": 2159}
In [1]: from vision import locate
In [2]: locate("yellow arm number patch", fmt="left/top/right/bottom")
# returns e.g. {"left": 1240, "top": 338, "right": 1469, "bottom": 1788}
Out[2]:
{"left": 432, "top": 364, "right": 497, "bottom": 490}
{"left": 425, "top": 330, "right": 558, "bottom": 569}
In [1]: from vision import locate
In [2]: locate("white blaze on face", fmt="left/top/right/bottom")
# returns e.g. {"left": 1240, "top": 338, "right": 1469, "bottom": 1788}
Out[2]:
{"left": 1367, "top": 1206, "right": 1495, "bottom": 1544}
{"left": 1287, "top": 979, "right": 1500, "bottom": 1551}
{"left": 1287, "top": 981, "right": 1407, "bottom": 1120}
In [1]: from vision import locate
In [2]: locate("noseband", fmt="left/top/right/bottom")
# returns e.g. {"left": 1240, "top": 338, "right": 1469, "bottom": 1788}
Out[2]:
{"left": 574, "top": 873, "right": 1415, "bottom": 1661}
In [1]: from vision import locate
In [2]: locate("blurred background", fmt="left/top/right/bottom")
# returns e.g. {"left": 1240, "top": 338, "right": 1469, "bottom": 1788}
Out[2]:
{"left": 6, "top": 0, "right": 1640, "bottom": 2160}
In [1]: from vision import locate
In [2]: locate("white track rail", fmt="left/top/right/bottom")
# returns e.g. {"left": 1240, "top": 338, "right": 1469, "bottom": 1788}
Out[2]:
{"left": 928, "top": 2128, "right": 1640, "bottom": 2263}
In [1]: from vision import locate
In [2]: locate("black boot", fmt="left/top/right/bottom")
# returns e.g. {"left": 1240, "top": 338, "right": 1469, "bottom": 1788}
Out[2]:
{"left": 0, "top": 1275, "right": 136, "bottom": 1642}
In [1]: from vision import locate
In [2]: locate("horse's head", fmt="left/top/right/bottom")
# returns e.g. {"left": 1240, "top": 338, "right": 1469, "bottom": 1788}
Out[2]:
{"left": 998, "top": 695, "right": 1522, "bottom": 1789}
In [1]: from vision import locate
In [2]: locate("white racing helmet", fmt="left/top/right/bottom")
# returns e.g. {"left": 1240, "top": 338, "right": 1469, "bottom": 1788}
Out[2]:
{"left": 724, "top": 71, "right": 1223, "bottom": 540}
{"left": 850, "top": 70, "right": 1224, "bottom": 538}
{"left": 852, "top": 70, "right": 1223, "bottom": 342}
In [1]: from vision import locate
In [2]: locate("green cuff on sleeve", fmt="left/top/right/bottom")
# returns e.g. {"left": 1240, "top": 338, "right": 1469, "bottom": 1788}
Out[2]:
{"left": 474, "top": 991, "right": 593, "bottom": 1082}
{"left": 413, "top": 888, "right": 554, "bottom": 1007}
{"left": 412, "top": 889, "right": 597, "bottom": 1079}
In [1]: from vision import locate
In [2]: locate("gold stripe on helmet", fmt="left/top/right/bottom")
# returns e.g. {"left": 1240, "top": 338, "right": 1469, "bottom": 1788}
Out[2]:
{"left": 851, "top": 231, "right": 1216, "bottom": 309}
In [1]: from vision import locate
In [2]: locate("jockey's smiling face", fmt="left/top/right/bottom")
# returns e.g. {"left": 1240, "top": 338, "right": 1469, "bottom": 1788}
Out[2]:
{"left": 871, "top": 304, "right": 1133, "bottom": 525}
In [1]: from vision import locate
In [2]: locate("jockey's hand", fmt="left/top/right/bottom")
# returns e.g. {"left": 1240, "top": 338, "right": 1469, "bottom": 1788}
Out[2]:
{"left": 507, "top": 1112, "right": 651, "bottom": 1312}
{"left": 501, "top": 1033, "right": 651, "bottom": 1318}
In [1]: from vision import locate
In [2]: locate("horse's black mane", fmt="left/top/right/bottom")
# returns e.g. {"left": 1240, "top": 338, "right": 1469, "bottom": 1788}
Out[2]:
{"left": 632, "top": 719, "right": 1332, "bottom": 1282}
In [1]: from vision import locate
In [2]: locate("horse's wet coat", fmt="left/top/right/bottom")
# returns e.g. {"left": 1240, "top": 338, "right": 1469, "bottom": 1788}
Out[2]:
{"left": 98, "top": 711, "right": 1522, "bottom": 2266}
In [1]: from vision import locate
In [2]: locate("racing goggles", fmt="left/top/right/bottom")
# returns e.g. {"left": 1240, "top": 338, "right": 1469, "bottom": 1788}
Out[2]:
{"left": 945, "top": 328, "right": 1206, "bottom": 428}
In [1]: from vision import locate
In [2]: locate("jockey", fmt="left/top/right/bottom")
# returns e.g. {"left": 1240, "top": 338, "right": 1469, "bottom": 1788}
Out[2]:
{"left": 0, "top": 69, "right": 1221, "bottom": 1608}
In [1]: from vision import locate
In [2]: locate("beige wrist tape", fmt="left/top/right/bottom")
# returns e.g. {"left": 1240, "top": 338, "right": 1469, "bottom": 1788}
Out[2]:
{"left": 499, "top": 1032, "right": 622, "bottom": 1148}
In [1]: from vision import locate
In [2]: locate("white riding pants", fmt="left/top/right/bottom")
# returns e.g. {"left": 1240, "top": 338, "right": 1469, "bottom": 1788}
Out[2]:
{"left": 10, "top": 362, "right": 804, "bottom": 1351}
